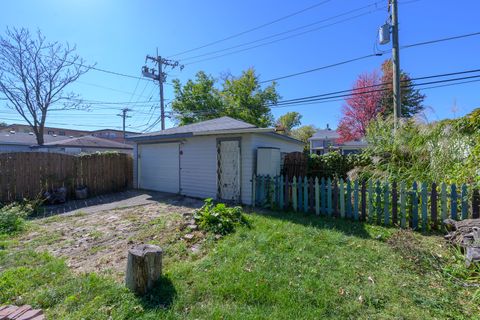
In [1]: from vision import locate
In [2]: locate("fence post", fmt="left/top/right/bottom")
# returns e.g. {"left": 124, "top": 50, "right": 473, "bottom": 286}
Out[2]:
{"left": 361, "top": 181, "right": 366, "bottom": 221}
{"left": 279, "top": 176, "right": 284, "bottom": 210}
{"left": 461, "top": 184, "right": 468, "bottom": 220}
{"left": 441, "top": 182, "right": 447, "bottom": 222}
{"left": 270, "top": 176, "right": 275, "bottom": 209}
{"left": 252, "top": 175, "right": 256, "bottom": 207}
{"left": 258, "top": 176, "right": 264, "bottom": 206}
{"left": 333, "top": 179, "right": 339, "bottom": 218}
{"left": 367, "top": 180, "right": 374, "bottom": 223}
{"left": 339, "top": 179, "right": 345, "bottom": 218}
{"left": 309, "top": 177, "right": 314, "bottom": 213}
{"left": 392, "top": 181, "right": 398, "bottom": 225}
{"left": 421, "top": 182, "right": 428, "bottom": 232}
{"left": 285, "top": 177, "right": 290, "bottom": 210}
{"left": 384, "top": 182, "right": 390, "bottom": 226}
{"left": 473, "top": 188, "right": 480, "bottom": 219}
{"left": 353, "top": 180, "right": 359, "bottom": 221}
{"left": 451, "top": 183, "right": 458, "bottom": 220}
{"left": 431, "top": 182, "right": 438, "bottom": 230}
{"left": 346, "top": 179, "right": 352, "bottom": 219}
{"left": 327, "top": 178, "right": 332, "bottom": 217}
{"left": 412, "top": 182, "right": 418, "bottom": 230}
{"left": 303, "top": 177, "right": 309, "bottom": 213}
{"left": 298, "top": 177, "right": 303, "bottom": 212}
{"left": 400, "top": 181, "right": 406, "bottom": 228}
{"left": 292, "top": 177, "right": 297, "bottom": 212}
{"left": 321, "top": 177, "right": 326, "bottom": 215}
{"left": 376, "top": 181, "right": 382, "bottom": 225}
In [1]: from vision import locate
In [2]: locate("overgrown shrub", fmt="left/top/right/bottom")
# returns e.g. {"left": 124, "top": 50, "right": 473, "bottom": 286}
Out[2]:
{"left": 356, "top": 112, "right": 479, "bottom": 185}
{"left": 194, "top": 198, "right": 249, "bottom": 235}
{"left": 0, "top": 203, "right": 33, "bottom": 235}
{"left": 307, "top": 152, "right": 370, "bottom": 179}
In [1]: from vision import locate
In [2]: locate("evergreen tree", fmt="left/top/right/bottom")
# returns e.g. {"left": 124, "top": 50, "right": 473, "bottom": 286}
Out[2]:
{"left": 380, "top": 59, "right": 426, "bottom": 118}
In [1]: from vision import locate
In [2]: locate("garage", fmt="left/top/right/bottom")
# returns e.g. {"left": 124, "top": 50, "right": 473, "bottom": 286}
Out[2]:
{"left": 129, "top": 117, "right": 304, "bottom": 204}
{"left": 138, "top": 142, "right": 179, "bottom": 193}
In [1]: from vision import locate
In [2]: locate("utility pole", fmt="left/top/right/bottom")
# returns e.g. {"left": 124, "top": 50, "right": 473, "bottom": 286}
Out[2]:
{"left": 142, "top": 49, "right": 183, "bottom": 130}
{"left": 117, "top": 107, "right": 132, "bottom": 142}
{"left": 390, "top": 0, "right": 401, "bottom": 127}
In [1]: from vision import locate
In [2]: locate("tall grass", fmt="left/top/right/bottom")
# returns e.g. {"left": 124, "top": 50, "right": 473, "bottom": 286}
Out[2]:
{"left": 356, "top": 113, "right": 479, "bottom": 185}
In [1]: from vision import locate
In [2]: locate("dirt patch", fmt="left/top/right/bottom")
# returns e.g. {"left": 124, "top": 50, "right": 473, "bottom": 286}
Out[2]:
{"left": 17, "top": 197, "right": 205, "bottom": 280}
{"left": 387, "top": 229, "right": 448, "bottom": 273}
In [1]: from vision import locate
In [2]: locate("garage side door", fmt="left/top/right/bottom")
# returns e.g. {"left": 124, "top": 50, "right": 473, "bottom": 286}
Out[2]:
{"left": 138, "top": 143, "right": 179, "bottom": 193}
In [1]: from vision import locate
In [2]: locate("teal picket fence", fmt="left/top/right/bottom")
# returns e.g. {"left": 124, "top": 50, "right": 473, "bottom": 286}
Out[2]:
{"left": 252, "top": 175, "right": 480, "bottom": 231}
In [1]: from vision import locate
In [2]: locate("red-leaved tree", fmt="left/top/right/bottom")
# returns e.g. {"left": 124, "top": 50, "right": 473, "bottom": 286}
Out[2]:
{"left": 337, "top": 72, "right": 384, "bottom": 143}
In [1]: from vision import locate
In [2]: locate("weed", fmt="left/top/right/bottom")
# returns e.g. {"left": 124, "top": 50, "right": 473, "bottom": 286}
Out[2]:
{"left": 194, "top": 198, "right": 249, "bottom": 235}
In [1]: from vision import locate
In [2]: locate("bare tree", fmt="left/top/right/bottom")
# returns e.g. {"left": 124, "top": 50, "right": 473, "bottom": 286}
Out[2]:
{"left": 0, "top": 27, "right": 92, "bottom": 145}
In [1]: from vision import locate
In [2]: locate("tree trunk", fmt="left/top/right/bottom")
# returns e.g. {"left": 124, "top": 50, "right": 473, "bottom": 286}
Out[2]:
{"left": 125, "top": 244, "right": 163, "bottom": 295}
{"left": 37, "top": 121, "right": 44, "bottom": 145}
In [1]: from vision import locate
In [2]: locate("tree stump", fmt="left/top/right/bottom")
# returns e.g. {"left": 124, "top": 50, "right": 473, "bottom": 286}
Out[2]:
{"left": 125, "top": 244, "right": 163, "bottom": 295}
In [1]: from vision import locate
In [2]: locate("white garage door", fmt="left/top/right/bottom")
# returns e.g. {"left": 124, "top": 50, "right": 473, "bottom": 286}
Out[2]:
{"left": 138, "top": 143, "right": 179, "bottom": 193}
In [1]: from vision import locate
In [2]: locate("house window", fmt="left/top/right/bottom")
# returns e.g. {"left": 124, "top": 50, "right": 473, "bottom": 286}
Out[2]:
{"left": 59, "top": 131, "right": 66, "bottom": 136}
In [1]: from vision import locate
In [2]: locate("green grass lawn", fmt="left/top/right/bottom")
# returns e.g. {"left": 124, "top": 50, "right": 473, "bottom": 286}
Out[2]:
{"left": 0, "top": 210, "right": 478, "bottom": 319}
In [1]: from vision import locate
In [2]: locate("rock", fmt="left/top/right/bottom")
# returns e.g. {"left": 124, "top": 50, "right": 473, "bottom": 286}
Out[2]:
{"left": 183, "top": 233, "right": 195, "bottom": 240}
{"left": 466, "top": 246, "right": 480, "bottom": 268}
{"left": 190, "top": 244, "right": 201, "bottom": 254}
{"left": 187, "top": 224, "right": 198, "bottom": 231}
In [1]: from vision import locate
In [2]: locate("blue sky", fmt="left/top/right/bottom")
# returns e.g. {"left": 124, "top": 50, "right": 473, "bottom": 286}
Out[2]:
{"left": 0, "top": 0, "right": 479, "bottom": 132}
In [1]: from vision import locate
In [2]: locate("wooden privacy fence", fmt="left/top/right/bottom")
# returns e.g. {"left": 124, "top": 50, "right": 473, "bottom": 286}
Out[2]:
{"left": 0, "top": 152, "right": 133, "bottom": 203}
{"left": 253, "top": 175, "right": 480, "bottom": 232}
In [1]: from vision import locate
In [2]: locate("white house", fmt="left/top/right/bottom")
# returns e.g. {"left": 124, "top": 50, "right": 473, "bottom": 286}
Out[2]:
{"left": 308, "top": 126, "right": 368, "bottom": 155}
{"left": 0, "top": 132, "right": 132, "bottom": 154}
{"left": 128, "top": 116, "right": 304, "bottom": 205}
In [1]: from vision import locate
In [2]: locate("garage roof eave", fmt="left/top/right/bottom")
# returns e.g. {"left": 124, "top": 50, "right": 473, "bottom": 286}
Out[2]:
{"left": 127, "top": 132, "right": 194, "bottom": 142}
{"left": 129, "top": 128, "right": 274, "bottom": 143}
{"left": 192, "top": 128, "right": 273, "bottom": 136}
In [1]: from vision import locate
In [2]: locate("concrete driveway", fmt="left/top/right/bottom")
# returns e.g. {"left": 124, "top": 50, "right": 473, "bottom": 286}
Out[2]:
{"left": 38, "top": 189, "right": 199, "bottom": 217}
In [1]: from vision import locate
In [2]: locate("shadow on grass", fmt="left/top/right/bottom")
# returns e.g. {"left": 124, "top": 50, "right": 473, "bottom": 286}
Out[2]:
{"left": 253, "top": 208, "right": 376, "bottom": 239}
{"left": 139, "top": 275, "right": 177, "bottom": 310}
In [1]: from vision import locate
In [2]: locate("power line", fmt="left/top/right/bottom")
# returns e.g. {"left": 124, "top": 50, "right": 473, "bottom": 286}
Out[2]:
{"left": 259, "top": 30, "right": 480, "bottom": 84}
{"left": 168, "top": 0, "right": 332, "bottom": 58}
{"left": 272, "top": 68, "right": 480, "bottom": 105}
{"left": 0, "top": 116, "right": 123, "bottom": 129}
{"left": 179, "top": 1, "right": 383, "bottom": 62}
{"left": 260, "top": 54, "right": 382, "bottom": 84}
{"left": 271, "top": 79, "right": 480, "bottom": 109}
{"left": 271, "top": 73, "right": 480, "bottom": 107}
{"left": 184, "top": 8, "right": 385, "bottom": 66}
{"left": 401, "top": 31, "right": 480, "bottom": 49}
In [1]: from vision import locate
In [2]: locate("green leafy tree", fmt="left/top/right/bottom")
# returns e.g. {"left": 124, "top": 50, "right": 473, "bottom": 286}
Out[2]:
{"left": 291, "top": 125, "right": 316, "bottom": 143}
{"left": 0, "top": 122, "right": 7, "bottom": 127}
{"left": 276, "top": 111, "right": 302, "bottom": 134}
{"left": 171, "top": 71, "right": 224, "bottom": 126}
{"left": 171, "top": 68, "right": 279, "bottom": 127}
{"left": 380, "top": 59, "right": 426, "bottom": 118}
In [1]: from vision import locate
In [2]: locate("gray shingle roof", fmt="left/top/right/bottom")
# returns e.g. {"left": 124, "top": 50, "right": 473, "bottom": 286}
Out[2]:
{"left": 42, "top": 136, "right": 132, "bottom": 149}
{"left": 0, "top": 132, "right": 70, "bottom": 146}
{"left": 310, "top": 129, "right": 340, "bottom": 140}
{"left": 129, "top": 116, "right": 257, "bottom": 139}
